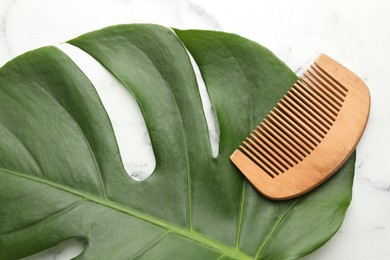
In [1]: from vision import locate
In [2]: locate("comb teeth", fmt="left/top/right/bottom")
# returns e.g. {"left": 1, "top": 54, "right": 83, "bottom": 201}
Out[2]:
{"left": 230, "top": 54, "right": 370, "bottom": 200}
{"left": 239, "top": 62, "right": 348, "bottom": 178}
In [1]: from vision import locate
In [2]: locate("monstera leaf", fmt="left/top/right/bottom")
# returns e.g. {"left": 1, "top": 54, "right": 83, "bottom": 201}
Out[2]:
{"left": 0, "top": 24, "right": 354, "bottom": 260}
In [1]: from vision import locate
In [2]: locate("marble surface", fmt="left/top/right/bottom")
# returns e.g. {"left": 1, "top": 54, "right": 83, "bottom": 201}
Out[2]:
{"left": 0, "top": 0, "right": 389, "bottom": 259}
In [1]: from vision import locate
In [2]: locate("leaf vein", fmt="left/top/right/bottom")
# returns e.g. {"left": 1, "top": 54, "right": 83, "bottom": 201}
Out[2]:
{"left": 254, "top": 200, "right": 298, "bottom": 258}
{"left": 1, "top": 200, "right": 82, "bottom": 236}
{"left": 0, "top": 168, "right": 253, "bottom": 260}
{"left": 91, "top": 43, "right": 194, "bottom": 229}
{"left": 211, "top": 37, "right": 254, "bottom": 250}
{"left": 128, "top": 231, "right": 169, "bottom": 259}
{"left": 31, "top": 85, "right": 108, "bottom": 198}
{"left": 235, "top": 180, "right": 247, "bottom": 249}
{"left": 0, "top": 122, "right": 45, "bottom": 178}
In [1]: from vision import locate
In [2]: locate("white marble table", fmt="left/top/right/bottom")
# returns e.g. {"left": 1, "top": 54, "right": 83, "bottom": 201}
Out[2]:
{"left": 0, "top": 0, "right": 389, "bottom": 259}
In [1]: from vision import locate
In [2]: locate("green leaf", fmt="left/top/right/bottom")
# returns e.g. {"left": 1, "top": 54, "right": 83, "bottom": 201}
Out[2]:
{"left": 0, "top": 24, "right": 354, "bottom": 260}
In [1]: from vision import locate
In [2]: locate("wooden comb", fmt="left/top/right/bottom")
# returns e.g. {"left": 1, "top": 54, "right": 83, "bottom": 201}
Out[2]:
{"left": 230, "top": 54, "right": 370, "bottom": 200}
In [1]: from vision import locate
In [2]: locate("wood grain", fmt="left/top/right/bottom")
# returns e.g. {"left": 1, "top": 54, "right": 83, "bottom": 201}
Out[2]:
{"left": 230, "top": 54, "right": 370, "bottom": 200}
